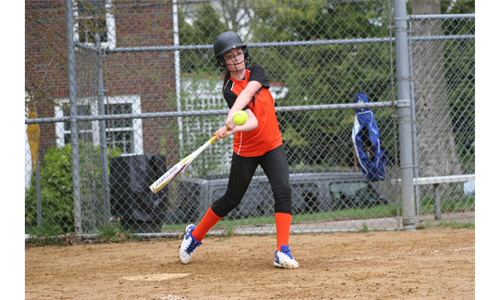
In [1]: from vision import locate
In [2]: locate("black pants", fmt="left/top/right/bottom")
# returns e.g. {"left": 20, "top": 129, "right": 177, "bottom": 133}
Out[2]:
{"left": 211, "top": 145, "right": 292, "bottom": 217}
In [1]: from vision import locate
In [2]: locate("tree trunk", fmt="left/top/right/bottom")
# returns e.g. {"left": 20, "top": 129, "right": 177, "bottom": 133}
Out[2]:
{"left": 410, "top": 0, "right": 462, "bottom": 179}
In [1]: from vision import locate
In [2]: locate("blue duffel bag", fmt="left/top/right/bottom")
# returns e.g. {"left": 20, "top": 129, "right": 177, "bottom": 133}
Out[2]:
{"left": 351, "top": 93, "right": 388, "bottom": 181}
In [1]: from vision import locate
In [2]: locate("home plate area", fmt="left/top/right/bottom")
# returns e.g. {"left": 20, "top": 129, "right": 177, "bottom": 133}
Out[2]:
{"left": 123, "top": 273, "right": 190, "bottom": 281}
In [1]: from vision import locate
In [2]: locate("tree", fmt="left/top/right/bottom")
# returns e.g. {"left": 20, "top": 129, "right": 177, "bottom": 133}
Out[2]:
{"left": 409, "top": 0, "right": 467, "bottom": 178}
{"left": 440, "top": 0, "right": 475, "bottom": 174}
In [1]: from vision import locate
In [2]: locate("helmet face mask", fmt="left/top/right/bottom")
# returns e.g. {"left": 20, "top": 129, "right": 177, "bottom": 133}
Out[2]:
{"left": 213, "top": 31, "right": 251, "bottom": 69}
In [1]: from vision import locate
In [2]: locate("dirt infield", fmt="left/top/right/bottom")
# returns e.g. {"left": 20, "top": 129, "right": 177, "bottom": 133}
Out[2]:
{"left": 25, "top": 228, "right": 474, "bottom": 300}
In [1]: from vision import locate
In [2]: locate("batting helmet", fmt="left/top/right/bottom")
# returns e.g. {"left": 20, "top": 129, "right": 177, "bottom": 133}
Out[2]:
{"left": 213, "top": 31, "right": 251, "bottom": 68}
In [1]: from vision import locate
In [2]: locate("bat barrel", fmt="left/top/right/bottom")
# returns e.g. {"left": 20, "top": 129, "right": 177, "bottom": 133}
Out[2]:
{"left": 149, "top": 185, "right": 159, "bottom": 194}
{"left": 149, "top": 135, "right": 218, "bottom": 194}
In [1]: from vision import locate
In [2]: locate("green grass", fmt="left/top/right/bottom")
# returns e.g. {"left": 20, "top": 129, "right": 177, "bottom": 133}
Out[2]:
{"left": 162, "top": 203, "right": 400, "bottom": 232}
{"left": 26, "top": 221, "right": 138, "bottom": 247}
{"left": 225, "top": 220, "right": 236, "bottom": 237}
{"left": 26, "top": 224, "right": 68, "bottom": 238}
{"left": 95, "top": 221, "right": 137, "bottom": 243}
{"left": 162, "top": 200, "right": 475, "bottom": 234}
{"left": 419, "top": 196, "right": 475, "bottom": 215}
{"left": 25, "top": 235, "right": 69, "bottom": 247}
{"left": 421, "top": 220, "right": 475, "bottom": 229}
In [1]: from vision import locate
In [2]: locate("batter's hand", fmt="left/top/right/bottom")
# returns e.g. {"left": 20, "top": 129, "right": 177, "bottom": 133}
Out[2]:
{"left": 214, "top": 125, "right": 232, "bottom": 141}
{"left": 225, "top": 113, "right": 236, "bottom": 131}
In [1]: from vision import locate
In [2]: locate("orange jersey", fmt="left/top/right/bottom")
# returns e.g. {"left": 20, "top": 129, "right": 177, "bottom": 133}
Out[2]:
{"left": 223, "top": 65, "right": 283, "bottom": 157}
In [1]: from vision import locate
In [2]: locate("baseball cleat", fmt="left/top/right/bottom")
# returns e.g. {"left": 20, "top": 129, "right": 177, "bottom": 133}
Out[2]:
{"left": 179, "top": 224, "right": 202, "bottom": 264}
{"left": 274, "top": 245, "right": 299, "bottom": 269}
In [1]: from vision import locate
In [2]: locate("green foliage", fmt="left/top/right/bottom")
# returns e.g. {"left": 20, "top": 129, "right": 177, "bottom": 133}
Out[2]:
{"left": 175, "top": 1, "right": 397, "bottom": 169}
{"left": 179, "top": 3, "right": 228, "bottom": 75}
{"left": 442, "top": 19, "right": 475, "bottom": 174}
{"left": 25, "top": 142, "right": 121, "bottom": 236}
{"left": 25, "top": 235, "right": 68, "bottom": 248}
{"left": 175, "top": 1, "right": 473, "bottom": 172}
{"left": 96, "top": 219, "right": 137, "bottom": 243}
{"left": 248, "top": 1, "right": 398, "bottom": 168}
{"left": 419, "top": 196, "right": 475, "bottom": 215}
{"left": 441, "top": 1, "right": 475, "bottom": 14}
{"left": 225, "top": 221, "right": 235, "bottom": 237}
{"left": 251, "top": 0, "right": 388, "bottom": 41}
{"left": 25, "top": 145, "right": 74, "bottom": 234}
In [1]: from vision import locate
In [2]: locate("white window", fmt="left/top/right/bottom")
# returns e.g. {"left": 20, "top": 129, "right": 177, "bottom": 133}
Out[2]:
{"left": 55, "top": 95, "right": 143, "bottom": 156}
{"left": 74, "top": 0, "right": 116, "bottom": 49}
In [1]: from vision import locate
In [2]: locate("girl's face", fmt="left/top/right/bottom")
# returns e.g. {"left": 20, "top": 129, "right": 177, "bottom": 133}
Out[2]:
{"left": 223, "top": 47, "right": 245, "bottom": 72}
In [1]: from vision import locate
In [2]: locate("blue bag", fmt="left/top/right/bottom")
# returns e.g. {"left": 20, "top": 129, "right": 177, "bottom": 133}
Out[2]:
{"left": 351, "top": 93, "right": 388, "bottom": 181}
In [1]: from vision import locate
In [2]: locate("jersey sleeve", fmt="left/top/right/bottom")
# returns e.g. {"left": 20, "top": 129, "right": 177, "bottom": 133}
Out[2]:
{"left": 223, "top": 82, "right": 250, "bottom": 110}
{"left": 248, "top": 64, "right": 270, "bottom": 89}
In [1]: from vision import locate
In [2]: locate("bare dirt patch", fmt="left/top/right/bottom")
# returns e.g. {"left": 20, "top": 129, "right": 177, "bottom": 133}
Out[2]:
{"left": 25, "top": 228, "right": 474, "bottom": 299}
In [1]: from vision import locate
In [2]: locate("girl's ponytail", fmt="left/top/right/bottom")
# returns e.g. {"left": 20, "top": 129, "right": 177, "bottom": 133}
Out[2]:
{"left": 222, "top": 69, "right": 230, "bottom": 93}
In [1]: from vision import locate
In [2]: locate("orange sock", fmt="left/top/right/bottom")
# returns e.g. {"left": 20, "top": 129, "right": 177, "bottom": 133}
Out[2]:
{"left": 275, "top": 212, "right": 292, "bottom": 251}
{"left": 191, "top": 207, "right": 222, "bottom": 242}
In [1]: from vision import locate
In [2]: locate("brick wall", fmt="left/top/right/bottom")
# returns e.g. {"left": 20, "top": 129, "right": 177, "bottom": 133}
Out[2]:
{"left": 25, "top": 0, "right": 176, "bottom": 158}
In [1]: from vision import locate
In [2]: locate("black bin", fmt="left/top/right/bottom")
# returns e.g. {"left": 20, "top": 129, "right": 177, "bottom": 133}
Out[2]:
{"left": 110, "top": 154, "right": 167, "bottom": 233}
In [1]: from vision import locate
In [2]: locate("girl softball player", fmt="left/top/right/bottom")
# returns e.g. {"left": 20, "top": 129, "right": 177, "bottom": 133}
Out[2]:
{"left": 179, "top": 31, "right": 298, "bottom": 269}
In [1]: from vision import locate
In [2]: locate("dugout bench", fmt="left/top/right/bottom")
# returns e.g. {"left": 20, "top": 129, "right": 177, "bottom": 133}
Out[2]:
{"left": 391, "top": 174, "right": 475, "bottom": 220}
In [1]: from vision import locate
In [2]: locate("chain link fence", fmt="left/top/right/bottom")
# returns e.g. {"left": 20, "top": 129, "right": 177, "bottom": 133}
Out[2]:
{"left": 408, "top": 14, "right": 475, "bottom": 222}
{"left": 25, "top": 0, "right": 475, "bottom": 239}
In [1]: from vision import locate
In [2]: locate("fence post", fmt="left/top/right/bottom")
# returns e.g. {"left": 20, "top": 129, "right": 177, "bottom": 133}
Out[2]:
{"left": 36, "top": 155, "right": 42, "bottom": 229}
{"left": 65, "top": 0, "right": 82, "bottom": 234}
{"left": 393, "top": 0, "right": 416, "bottom": 231}
{"left": 94, "top": 34, "right": 111, "bottom": 222}
{"left": 433, "top": 183, "right": 442, "bottom": 220}
{"left": 173, "top": 0, "right": 184, "bottom": 156}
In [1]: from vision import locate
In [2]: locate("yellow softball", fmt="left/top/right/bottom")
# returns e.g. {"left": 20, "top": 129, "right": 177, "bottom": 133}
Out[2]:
{"left": 232, "top": 110, "right": 248, "bottom": 126}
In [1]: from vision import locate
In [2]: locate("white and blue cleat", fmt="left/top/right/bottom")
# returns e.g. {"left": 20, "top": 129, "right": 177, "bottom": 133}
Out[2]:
{"left": 179, "top": 224, "right": 202, "bottom": 264}
{"left": 274, "top": 245, "right": 299, "bottom": 269}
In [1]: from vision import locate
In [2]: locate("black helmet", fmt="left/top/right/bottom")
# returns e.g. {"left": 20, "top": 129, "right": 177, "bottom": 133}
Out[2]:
{"left": 213, "top": 31, "right": 250, "bottom": 68}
